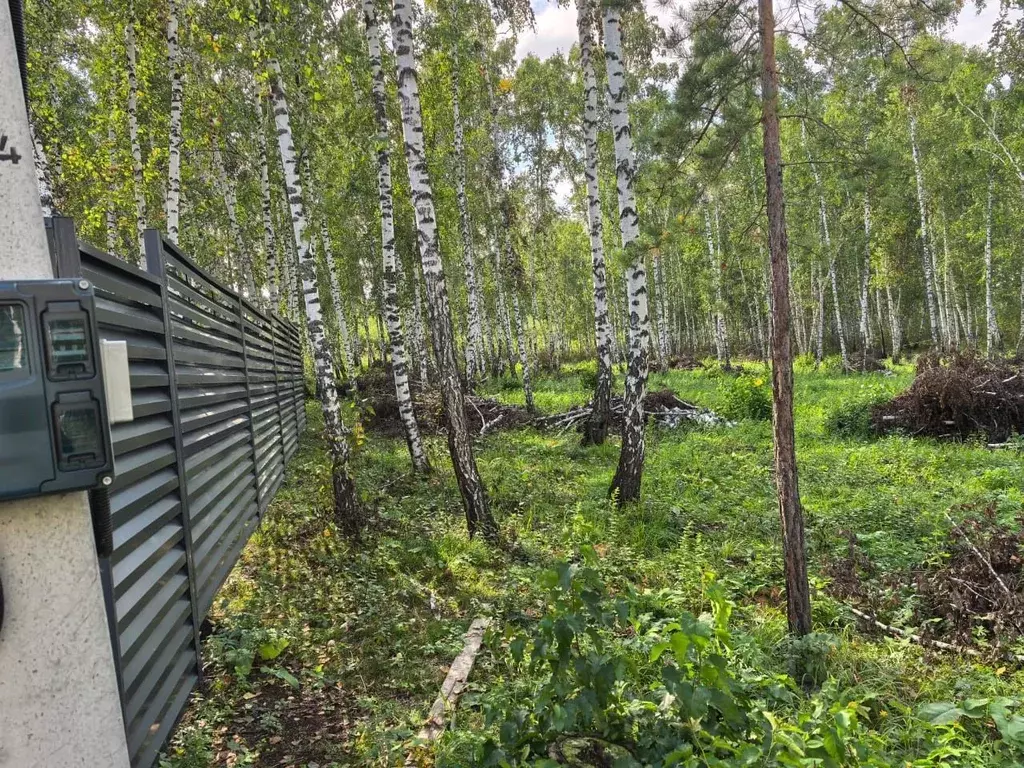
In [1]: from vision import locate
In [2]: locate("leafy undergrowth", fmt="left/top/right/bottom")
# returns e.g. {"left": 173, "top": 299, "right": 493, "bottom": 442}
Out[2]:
{"left": 162, "top": 363, "right": 1024, "bottom": 767}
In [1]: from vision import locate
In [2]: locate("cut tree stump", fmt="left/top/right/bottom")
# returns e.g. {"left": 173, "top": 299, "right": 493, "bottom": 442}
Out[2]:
{"left": 405, "top": 617, "right": 490, "bottom": 765}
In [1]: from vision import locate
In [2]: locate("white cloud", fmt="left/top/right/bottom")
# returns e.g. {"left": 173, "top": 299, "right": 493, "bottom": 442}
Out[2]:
{"left": 516, "top": 0, "right": 1018, "bottom": 64}
{"left": 516, "top": 3, "right": 578, "bottom": 62}
{"left": 948, "top": 3, "right": 1010, "bottom": 48}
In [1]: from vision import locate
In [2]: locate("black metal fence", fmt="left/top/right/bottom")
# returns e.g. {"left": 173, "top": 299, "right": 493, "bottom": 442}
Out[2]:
{"left": 46, "top": 218, "right": 307, "bottom": 768}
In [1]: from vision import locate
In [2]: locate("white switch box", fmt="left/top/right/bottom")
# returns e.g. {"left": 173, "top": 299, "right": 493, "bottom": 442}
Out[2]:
{"left": 100, "top": 339, "right": 134, "bottom": 424}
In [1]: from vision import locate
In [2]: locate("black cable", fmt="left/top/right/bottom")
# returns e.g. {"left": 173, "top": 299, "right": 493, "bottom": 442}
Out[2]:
{"left": 9, "top": 0, "right": 30, "bottom": 114}
{"left": 89, "top": 487, "right": 114, "bottom": 558}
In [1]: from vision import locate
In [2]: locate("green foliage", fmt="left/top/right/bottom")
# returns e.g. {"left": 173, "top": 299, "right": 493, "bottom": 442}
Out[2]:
{"left": 162, "top": 370, "right": 1024, "bottom": 767}
{"left": 478, "top": 559, "right": 886, "bottom": 767}
{"left": 823, "top": 393, "right": 891, "bottom": 439}
{"left": 721, "top": 374, "right": 772, "bottom": 421}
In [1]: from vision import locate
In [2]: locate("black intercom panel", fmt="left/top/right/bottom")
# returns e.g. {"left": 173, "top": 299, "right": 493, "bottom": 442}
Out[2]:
{"left": 0, "top": 279, "right": 114, "bottom": 500}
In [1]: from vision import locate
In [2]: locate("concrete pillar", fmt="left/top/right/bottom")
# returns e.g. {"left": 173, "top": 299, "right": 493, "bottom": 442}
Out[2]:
{"left": 0, "top": 5, "right": 131, "bottom": 767}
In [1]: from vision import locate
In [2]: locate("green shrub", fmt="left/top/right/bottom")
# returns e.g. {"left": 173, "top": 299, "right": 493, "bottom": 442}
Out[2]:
{"left": 721, "top": 374, "right": 772, "bottom": 421}
{"left": 823, "top": 393, "right": 890, "bottom": 439}
{"left": 477, "top": 558, "right": 889, "bottom": 767}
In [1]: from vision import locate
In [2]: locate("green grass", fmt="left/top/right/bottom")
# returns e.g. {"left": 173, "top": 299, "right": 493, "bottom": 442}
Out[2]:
{"left": 161, "top": 363, "right": 1024, "bottom": 767}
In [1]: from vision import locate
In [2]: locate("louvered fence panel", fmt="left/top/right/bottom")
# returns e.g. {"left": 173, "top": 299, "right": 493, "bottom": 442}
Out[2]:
{"left": 47, "top": 219, "right": 307, "bottom": 768}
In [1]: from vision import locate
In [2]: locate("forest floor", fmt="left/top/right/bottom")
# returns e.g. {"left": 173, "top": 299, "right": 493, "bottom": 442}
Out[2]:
{"left": 162, "top": 359, "right": 1024, "bottom": 768}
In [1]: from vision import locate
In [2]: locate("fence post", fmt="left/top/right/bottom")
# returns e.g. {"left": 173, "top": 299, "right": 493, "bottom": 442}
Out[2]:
{"left": 237, "top": 296, "right": 263, "bottom": 513}
{"left": 143, "top": 229, "right": 204, "bottom": 678}
{"left": 45, "top": 214, "right": 128, "bottom": 724}
{"left": 270, "top": 316, "right": 287, "bottom": 494}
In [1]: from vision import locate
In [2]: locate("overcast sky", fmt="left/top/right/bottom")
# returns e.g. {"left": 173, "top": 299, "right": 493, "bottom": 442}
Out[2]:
{"left": 513, "top": 1, "right": 1007, "bottom": 62}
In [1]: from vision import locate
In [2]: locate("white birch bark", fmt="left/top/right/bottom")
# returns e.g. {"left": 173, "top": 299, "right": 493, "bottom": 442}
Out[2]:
{"left": 106, "top": 121, "right": 118, "bottom": 254}
{"left": 604, "top": 5, "right": 649, "bottom": 504}
{"left": 985, "top": 173, "right": 1001, "bottom": 357}
{"left": 268, "top": 51, "right": 361, "bottom": 534}
{"left": 860, "top": 192, "right": 873, "bottom": 353}
{"left": 213, "top": 140, "right": 255, "bottom": 298}
{"left": 654, "top": 251, "right": 670, "bottom": 364}
{"left": 450, "top": 54, "right": 484, "bottom": 382}
{"left": 126, "top": 1, "right": 147, "bottom": 262}
{"left": 411, "top": 259, "right": 429, "bottom": 385}
{"left": 257, "top": 109, "right": 278, "bottom": 307}
{"left": 29, "top": 120, "right": 55, "bottom": 218}
{"left": 164, "top": 0, "right": 183, "bottom": 243}
{"left": 909, "top": 115, "right": 941, "bottom": 346}
{"left": 703, "top": 201, "right": 729, "bottom": 366}
{"left": 803, "top": 122, "right": 848, "bottom": 368}
{"left": 321, "top": 222, "right": 359, "bottom": 393}
{"left": 485, "top": 69, "right": 535, "bottom": 410}
{"left": 391, "top": 0, "right": 494, "bottom": 538}
{"left": 362, "top": 0, "right": 429, "bottom": 472}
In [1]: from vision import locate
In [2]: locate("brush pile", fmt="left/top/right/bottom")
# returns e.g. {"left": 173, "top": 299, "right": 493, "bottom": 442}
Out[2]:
{"left": 872, "top": 353, "right": 1024, "bottom": 441}
{"left": 536, "top": 389, "right": 731, "bottom": 434}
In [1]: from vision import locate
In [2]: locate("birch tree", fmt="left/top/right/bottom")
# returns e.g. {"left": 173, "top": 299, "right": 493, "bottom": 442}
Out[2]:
{"left": 604, "top": 2, "right": 650, "bottom": 505}
{"left": 573, "top": 0, "right": 615, "bottom": 447}
{"left": 391, "top": 0, "right": 496, "bottom": 539}
{"left": 164, "top": 0, "right": 183, "bottom": 244}
{"left": 125, "top": 0, "right": 147, "bottom": 261}
{"left": 362, "top": 0, "right": 430, "bottom": 473}
{"left": 265, "top": 38, "right": 363, "bottom": 537}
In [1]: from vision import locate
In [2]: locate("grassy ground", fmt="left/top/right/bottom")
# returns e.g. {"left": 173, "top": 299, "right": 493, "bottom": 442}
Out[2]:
{"left": 161, "top": 360, "right": 1024, "bottom": 768}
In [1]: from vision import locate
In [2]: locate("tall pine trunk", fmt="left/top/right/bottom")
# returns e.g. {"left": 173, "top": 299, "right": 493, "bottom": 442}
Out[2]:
{"left": 165, "top": 0, "right": 183, "bottom": 243}
{"left": 604, "top": 5, "right": 649, "bottom": 505}
{"left": 391, "top": 0, "right": 495, "bottom": 539}
{"left": 362, "top": 0, "right": 429, "bottom": 473}
{"left": 267, "top": 49, "right": 362, "bottom": 536}
{"left": 126, "top": 0, "right": 147, "bottom": 262}
{"left": 759, "top": 0, "right": 812, "bottom": 649}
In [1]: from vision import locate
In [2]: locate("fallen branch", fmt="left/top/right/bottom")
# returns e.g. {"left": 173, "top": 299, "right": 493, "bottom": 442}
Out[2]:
{"left": 942, "top": 511, "right": 1017, "bottom": 605}
{"left": 849, "top": 606, "right": 1024, "bottom": 663}
{"left": 405, "top": 617, "right": 490, "bottom": 764}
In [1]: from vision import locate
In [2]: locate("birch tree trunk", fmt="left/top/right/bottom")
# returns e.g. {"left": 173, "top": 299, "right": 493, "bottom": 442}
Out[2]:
{"left": 106, "top": 120, "right": 119, "bottom": 254}
{"left": 803, "top": 122, "right": 848, "bottom": 368}
{"left": 392, "top": 0, "right": 495, "bottom": 539}
{"left": 576, "top": 0, "right": 613, "bottom": 445}
{"left": 126, "top": 0, "right": 147, "bottom": 262}
{"left": 267, "top": 50, "right": 362, "bottom": 536}
{"left": 759, "top": 0, "right": 812, "bottom": 647}
{"left": 362, "top": 0, "right": 429, "bottom": 473}
{"left": 213, "top": 140, "right": 255, "bottom": 298}
{"left": 485, "top": 69, "right": 535, "bottom": 411}
{"left": 604, "top": 5, "right": 650, "bottom": 505}
{"left": 164, "top": 0, "right": 183, "bottom": 243}
{"left": 985, "top": 174, "right": 1001, "bottom": 357}
{"left": 860, "top": 192, "right": 873, "bottom": 354}
{"left": 703, "top": 202, "right": 730, "bottom": 367}
{"left": 909, "top": 115, "right": 941, "bottom": 347}
{"left": 411, "top": 260, "right": 429, "bottom": 386}
{"left": 450, "top": 53, "right": 484, "bottom": 383}
{"left": 321, "top": 222, "right": 359, "bottom": 393}
{"left": 653, "top": 251, "right": 670, "bottom": 366}
{"left": 29, "top": 120, "right": 55, "bottom": 218}
{"left": 257, "top": 108, "right": 279, "bottom": 307}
